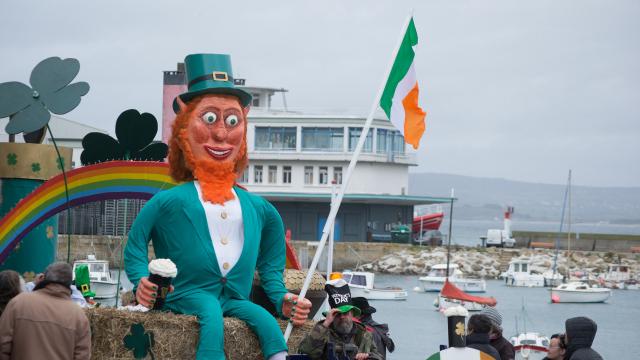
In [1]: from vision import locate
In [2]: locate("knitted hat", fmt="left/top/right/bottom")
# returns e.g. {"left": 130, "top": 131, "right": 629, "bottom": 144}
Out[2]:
{"left": 480, "top": 307, "right": 503, "bottom": 329}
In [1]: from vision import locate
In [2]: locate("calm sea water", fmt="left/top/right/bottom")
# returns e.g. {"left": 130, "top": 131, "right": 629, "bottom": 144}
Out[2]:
{"left": 372, "top": 275, "right": 640, "bottom": 360}
{"left": 105, "top": 272, "right": 638, "bottom": 359}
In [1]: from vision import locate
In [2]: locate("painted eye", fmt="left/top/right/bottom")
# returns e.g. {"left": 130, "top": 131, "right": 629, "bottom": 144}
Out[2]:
{"left": 201, "top": 112, "right": 217, "bottom": 124}
{"left": 225, "top": 114, "right": 239, "bottom": 127}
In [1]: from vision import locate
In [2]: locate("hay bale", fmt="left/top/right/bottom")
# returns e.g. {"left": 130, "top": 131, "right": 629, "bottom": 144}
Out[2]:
{"left": 284, "top": 269, "right": 326, "bottom": 291}
{"left": 86, "top": 307, "right": 314, "bottom": 360}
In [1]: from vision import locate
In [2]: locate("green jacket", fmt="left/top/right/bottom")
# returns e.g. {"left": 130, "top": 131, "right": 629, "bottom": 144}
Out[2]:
{"left": 298, "top": 321, "right": 382, "bottom": 360}
{"left": 124, "top": 182, "right": 287, "bottom": 314}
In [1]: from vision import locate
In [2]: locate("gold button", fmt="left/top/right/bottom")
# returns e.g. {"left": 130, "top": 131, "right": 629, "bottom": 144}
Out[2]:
{"left": 221, "top": 237, "right": 228, "bottom": 245}
{"left": 223, "top": 262, "right": 230, "bottom": 270}
{"left": 221, "top": 211, "right": 228, "bottom": 219}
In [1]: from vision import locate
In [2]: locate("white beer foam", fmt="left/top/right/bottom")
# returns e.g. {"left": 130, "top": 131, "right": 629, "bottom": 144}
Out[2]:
{"left": 148, "top": 259, "right": 178, "bottom": 278}
{"left": 444, "top": 305, "right": 469, "bottom": 318}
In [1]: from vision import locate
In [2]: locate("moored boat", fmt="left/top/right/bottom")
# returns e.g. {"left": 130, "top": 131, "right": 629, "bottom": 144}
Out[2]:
{"left": 435, "top": 280, "right": 496, "bottom": 312}
{"left": 342, "top": 270, "right": 408, "bottom": 300}
{"left": 419, "top": 263, "right": 486, "bottom": 293}
{"left": 73, "top": 255, "right": 119, "bottom": 299}
{"left": 501, "top": 258, "right": 545, "bottom": 287}
{"left": 550, "top": 281, "right": 611, "bottom": 303}
{"left": 510, "top": 332, "right": 550, "bottom": 360}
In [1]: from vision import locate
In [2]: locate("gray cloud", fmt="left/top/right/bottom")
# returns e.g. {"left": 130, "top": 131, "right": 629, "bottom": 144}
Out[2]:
{"left": 1, "top": 0, "right": 638, "bottom": 186}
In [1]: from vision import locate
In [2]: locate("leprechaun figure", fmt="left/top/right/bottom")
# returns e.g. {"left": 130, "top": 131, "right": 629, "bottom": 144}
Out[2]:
{"left": 124, "top": 53, "right": 311, "bottom": 360}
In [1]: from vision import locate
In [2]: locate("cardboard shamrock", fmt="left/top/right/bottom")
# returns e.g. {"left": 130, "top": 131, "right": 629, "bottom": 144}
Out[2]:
{"left": 123, "top": 323, "right": 155, "bottom": 359}
{"left": 73, "top": 264, "right": 95, "bottom": 298}
{"left": 0, "top": 57, "right": 89, "bottom": 142}
{"left": 80, "top": 109, "right": 168, "bottom": 165}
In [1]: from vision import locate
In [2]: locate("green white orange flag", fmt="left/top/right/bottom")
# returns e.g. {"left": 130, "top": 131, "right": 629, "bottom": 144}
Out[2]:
{"left": 380, "top": 18, "right": 426, "bottom": 149}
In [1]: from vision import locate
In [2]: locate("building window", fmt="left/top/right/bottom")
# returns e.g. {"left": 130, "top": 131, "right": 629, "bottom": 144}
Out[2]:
{"left": 304, "top": 166, "right": 314, "bottom": 184}
{"left": 301, "top": 127, "right": 343, "bottom": 152}
{"left": 377, "top": 129, "right": 405, "bottom": 154}
{"left": 319, "top": 166, "right": 328, "bottom": 185}
{"left": 348, "top": 127, "right": 373, "bottom": 152}
{"left": 377, "top": 129, "right": 388, "bottom": 154}
{"left": 252, "top": 93, "right": 260, "bottom": 107}
{"left": 283, "top": 166, "right": 292, "bottom": 184}
{"left": 268, "top": 165, "right": 277, "bottom": 184}
{"left": 333, "top": 167, "right": 343, "bottom": 185}
{"left": 238, "top": 169, "right": 249, "bottom": 183}
{"left": 254, "top": 165, "right": 263, "bottom": 184}
{"left": 255, "top": 127, "right": 296, "bottom": 151}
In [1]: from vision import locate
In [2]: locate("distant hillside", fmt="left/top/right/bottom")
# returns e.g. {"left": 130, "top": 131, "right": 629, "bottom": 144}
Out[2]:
{"left": 409, "top": 173, "right": 640, "bottom": 223}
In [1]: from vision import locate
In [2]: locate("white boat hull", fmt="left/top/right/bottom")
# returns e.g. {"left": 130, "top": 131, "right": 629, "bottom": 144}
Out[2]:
{"left": 505, "top": 274, "right": 545, "bottom": 287}
{"left": 514, "top": 346, "right": 548, "bottom": 360}
{"left": 419, "top": 278, "right": 486, "bottom": 293}
{"left": 435, "top": 295, "right": 487, "bottom": 312}
{"left": 550, "top": 288, "right": 611, "bottom": 303}
{"left": 91, "top": 281, "right": 119, "bottom": 299}
{"left": 350, "top": 286, "right": 408, "bottom": 300}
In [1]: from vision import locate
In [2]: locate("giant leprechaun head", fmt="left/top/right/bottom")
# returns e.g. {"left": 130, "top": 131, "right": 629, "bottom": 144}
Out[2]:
{"left": 168, "top": 54, "right": 252, "bottom": 204}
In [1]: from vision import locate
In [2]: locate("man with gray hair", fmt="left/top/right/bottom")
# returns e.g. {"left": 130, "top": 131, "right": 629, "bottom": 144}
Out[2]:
{"left": 0, "top": 262, "right": 91, "bottom": 360}
{"left": 480, "top": 307, "right": 515, "bottom": 360}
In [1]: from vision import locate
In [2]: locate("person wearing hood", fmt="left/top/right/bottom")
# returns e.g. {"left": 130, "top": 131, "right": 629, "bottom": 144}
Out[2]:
{"left": 480, "top": 307, "right": 515, "bottom": 360}
{"left": 563, "top": 317, "right": 603, "bottom": 360}
{"left": 351, "top": 297, "right": 395, "bottom": 360}
{"left": 466, "top": 314, "right": 501, "bottom": 360}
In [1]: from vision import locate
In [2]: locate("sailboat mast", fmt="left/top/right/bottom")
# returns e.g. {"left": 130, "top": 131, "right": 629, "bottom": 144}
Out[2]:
{"left": 552, "top": 171, "right": 571, "bottom": 278}
{"left": 567, "top": 170, "right": 572, "bottom": 282}
{"left": 446, "top": 188, "right": 454, "bottom": 280}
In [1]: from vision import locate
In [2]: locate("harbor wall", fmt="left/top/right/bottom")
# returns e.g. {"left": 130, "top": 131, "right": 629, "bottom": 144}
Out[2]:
{"left": 513, "top": 231, "right": 640, "bottom": 252}
{"left": 56, "top": 232, "right": 640, "bottom": 270}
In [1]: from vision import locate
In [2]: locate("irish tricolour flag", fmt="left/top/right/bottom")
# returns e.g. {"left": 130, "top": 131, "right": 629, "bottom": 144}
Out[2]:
{"left": 426, "top": 347, "right": 496, "bottom": 360}
{"left": 380, "top": 18, "right": 426, "bottom": 150}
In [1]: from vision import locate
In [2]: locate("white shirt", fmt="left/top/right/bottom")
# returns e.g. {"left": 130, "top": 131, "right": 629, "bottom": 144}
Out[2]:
{"left": 194, "top": 181, "right": 244, "bottom": 276}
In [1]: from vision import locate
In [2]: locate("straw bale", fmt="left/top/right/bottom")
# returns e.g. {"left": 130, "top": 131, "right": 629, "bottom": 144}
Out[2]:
{"left": 86, "top": 307, "right": 314, "bottom": 359}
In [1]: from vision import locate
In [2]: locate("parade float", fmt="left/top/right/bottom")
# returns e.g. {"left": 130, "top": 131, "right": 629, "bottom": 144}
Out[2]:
{"left": 1, "top": 56, "right": 323, "bottom": 359}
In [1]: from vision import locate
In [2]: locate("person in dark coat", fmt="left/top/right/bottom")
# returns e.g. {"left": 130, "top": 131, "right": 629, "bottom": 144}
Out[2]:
{"left": 352, "top": 297, "right": 395, "bottom": 360}
{"left": 480, "top": 307, "right": 515, "bottom": 360}
{"left": 564, "top": 317, "right": 603, "bottom": 360}
{"left": 466, "top": 314, "right": 501, "bottom": 360}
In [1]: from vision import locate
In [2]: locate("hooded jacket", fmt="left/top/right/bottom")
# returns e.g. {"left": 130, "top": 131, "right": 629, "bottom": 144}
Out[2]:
{"left": 564, "top": 317, "right": 603, "bottom": 360}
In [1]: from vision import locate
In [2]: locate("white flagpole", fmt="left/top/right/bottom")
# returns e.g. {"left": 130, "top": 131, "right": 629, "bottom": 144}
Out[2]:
{"left": 284, "top": 12, "right": 416, "bottom": 341}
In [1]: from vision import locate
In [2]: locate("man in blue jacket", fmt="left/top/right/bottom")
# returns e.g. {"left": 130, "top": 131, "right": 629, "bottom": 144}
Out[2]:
{"left": 125, "top": 53, "right": 311, "bottom": 360}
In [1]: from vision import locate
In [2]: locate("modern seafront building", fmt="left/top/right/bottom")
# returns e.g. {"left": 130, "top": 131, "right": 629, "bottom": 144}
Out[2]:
{"left": 163, "top": 65, "right": 449, "bottom": 242}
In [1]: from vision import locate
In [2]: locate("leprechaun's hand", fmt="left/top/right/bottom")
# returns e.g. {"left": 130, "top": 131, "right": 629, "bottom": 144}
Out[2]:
{"left": 281, "top": 293, "right": 312, "bottom": 326}
{"left": 135, "top": 277, "right": 173, "bottom": 308}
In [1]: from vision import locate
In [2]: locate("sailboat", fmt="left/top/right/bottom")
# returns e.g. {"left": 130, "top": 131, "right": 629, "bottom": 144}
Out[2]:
{"left": 510, "top": 300, "right": 550, "bottom": 360}
{"left": 434, "top": 189, "right": 496, "bottom": 311}
{"left": 550, "top": 171, "right": 611, "bottom": 303}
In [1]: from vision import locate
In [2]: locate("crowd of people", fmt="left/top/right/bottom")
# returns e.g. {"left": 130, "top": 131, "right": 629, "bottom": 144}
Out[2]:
{"left": 0, "top": 263, "right": 91, "bottom": 360}
{"left": 461, "top": 307, "right": 603, "bottom": 360}
{"left": 0, "top": 265, "right": 605, "bottom": 360}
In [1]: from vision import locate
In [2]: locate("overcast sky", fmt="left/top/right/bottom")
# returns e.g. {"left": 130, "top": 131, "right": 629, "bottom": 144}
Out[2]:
{"left": 1, "top": 0, "right": 638, "bottom": 187}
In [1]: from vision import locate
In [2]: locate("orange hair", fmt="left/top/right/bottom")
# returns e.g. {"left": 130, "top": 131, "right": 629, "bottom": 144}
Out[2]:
{"left": 168, "top": 95, "right": 248, "bottom": 183}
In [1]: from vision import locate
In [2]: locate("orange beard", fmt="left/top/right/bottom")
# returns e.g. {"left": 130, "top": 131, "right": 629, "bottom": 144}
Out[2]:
{"left": 178, "top": 128, "right": 246, "bottom": 204}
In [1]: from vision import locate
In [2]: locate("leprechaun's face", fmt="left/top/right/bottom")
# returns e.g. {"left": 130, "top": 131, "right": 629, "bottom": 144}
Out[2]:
{"left": 185, "top": 94, "right": 247, "bottom": 165}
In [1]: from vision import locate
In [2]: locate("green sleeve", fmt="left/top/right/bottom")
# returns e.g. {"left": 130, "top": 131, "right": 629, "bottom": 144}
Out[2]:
{"left": 124, "top": 196, "right": 161, "bottom": 292}
{"left": 256, "top": 199, "right": 288, "bottom": 316}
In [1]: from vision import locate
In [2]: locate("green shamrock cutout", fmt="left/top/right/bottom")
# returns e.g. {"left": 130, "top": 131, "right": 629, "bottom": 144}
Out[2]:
{"left": 31, "top": 162, "right": 41, "bottom": 172}
{"left": 123, "top": 323, "right": 155, "bottom": 359}
{"left": 0, "top": 57, "right": 89, "bottom": 140}
{"left": 81, "top": 109, "right": 168, "bottom": 165}
{"left": 7, "top": 153, "right": 17, "bottom": 166}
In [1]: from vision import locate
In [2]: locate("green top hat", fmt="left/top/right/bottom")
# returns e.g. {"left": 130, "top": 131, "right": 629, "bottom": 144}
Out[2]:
{"left": 172, "top": 53, "right": 252, "bottom": 113}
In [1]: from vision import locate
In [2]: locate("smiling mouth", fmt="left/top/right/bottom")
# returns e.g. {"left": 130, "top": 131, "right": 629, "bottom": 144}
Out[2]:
{"left": 204, "top": 145, "right": 232, "bottom": 160}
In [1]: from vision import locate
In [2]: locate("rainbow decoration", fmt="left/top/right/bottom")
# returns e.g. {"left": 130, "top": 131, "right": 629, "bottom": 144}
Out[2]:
{"left": 0, "top": 161, "right": 176, "bottom": 263}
